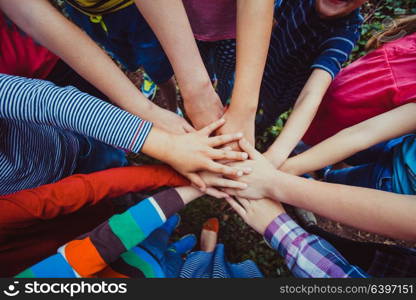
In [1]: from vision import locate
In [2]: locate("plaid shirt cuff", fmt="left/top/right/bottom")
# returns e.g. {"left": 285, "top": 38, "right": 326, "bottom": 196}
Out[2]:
{"left": 264, "top": 213, "right": 308, "bottom": 258}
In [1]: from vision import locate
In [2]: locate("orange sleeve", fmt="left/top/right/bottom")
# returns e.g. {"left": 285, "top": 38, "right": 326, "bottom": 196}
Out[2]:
{"left": 0, "top": 165, "right": 189, "bottom": 228}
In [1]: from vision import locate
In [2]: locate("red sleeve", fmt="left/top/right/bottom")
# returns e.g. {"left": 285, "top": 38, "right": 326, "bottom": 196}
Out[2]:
{"left": 0, "top": 165, "right": 189, "bottom": 228}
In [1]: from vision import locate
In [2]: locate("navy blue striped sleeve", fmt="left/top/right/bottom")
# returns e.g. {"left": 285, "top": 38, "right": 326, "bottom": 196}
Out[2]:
{"left": 312, "top": 22, "right": 362, "bottom": 79}
{"left": 0, "top": 74, "right": 152, "bottom": 153}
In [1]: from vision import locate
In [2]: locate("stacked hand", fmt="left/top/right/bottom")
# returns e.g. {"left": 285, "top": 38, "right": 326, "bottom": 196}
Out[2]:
{"left": 194, "top": 138, "right": 287, "bottom": 235}
{"left": 162, "top": 118, "right": 250, "bottom": 189}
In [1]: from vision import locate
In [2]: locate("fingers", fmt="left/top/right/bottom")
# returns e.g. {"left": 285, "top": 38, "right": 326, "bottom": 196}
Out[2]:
{"left": 183, "top": 122, "right": 196, "bottom": 133}
{"left": 208, "top": 148, "right": 248, "bottom": 161}
{"left": 199, "top": 118, "right": 225, "bottom": 136}
{"left": 236, "top": 197, "right": 251, "bottom": 210}
{"left": 187, "top": 173, "right": 206, "bottom": 191}
{"left": 205, "top": 176, "right": 248, "bottom": 190}
{"left": 222, "top": 188, "right": 239, "bottom": 197}
{"left": 208, "top": 133, "right": 243, "bottom": 147}
{"left": 239, "top": 139, "right": 263, "bottom": 160}
{"left": 205, "top": 187, "right": 232, "bottom": 199}
{"left": 225, "top": 197, "right": 247, "bottom": 217}
{"left": 207, "top": 161, "right": 244, "bottom": 177}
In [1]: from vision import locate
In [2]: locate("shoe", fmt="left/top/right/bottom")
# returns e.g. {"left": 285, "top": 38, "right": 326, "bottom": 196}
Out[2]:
{"left": 141, "top": 72, "right": 157, "bottom": 100}
{"left": 168, "top": 234, "right": 197, "bottom": 255}
{"left": 202, "top": 218, "right": 219, "bottom": 233}
{"left": 294, "top": 207, "right": 317, "bottom": 228}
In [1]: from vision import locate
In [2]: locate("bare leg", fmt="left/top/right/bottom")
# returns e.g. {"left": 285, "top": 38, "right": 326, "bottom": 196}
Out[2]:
{"left": 200, "top": 218, "right": 219, "bottom": 253}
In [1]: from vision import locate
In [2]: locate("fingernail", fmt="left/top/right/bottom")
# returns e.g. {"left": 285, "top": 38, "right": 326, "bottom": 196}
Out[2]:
{"left": 242, "top": 153, "right": 248, "bottom": 159}
{"left": 236, "top": 133, "right": 243, "bottom": 138}
{"left": 237, "top": 170, "right": 243, "bottom": 177}
{"left": 241, "top": 183, "right": 248, "bottom": 189}
{"left": 244, "top": 167, "right": 252, "bottom": 174}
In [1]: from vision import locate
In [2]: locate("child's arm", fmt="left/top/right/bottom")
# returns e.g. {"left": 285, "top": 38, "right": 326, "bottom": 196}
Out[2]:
{"left": 226, "top": 140, "right": 416, "bottom": 241}
{"left": 0, "top": 166, "right": 188, "bottom": 228}
{"left": 217, "top": 0, "right": 275, "bottom": 146}
{"left": 0, "top": 0, "right": 193, "bottom": 135}
{"left": 265, "top": 69, "right": 332, "bottom": 167}
{"left": 15, "top": 186, "right": 203, "bottom": 278}
{"left": 281, "top": 103, "right": 416, "bottom": 175}
{"left": 265, "top": 22, "right": 362, "bottom": 168}
{"left": 0, "top": 75, "right": 247, "bottom": 188}
{"left": 134, "top": 0, "right": 224, "bottom": 130}
{"left": 226, "top": 197, "right": 369, "bottom": 278}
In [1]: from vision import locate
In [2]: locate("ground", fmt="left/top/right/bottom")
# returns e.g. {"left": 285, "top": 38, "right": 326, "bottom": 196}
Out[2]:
{"left": 54, "top": 0, "right": 416, "bottom": 277}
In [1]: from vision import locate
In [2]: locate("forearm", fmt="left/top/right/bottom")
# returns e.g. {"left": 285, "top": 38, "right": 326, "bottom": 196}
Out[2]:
{"left": 269, "top": 172, "right": 416, "bottom": 241}
{"left": 0, "top": 0, "right": 155, "bottom": 116}
{"left": 281, "top": 126, "right": 364, "bottom": 175}
{"left": 230, "top": 0, "right": 274, "bottom": 114}
{"left": 0, "top": 74, "right": 152, "bottom": 153}
{"left": 0, "top": 166, "right": 188, "bottom": 228}
{"left": 175, "top": 186, "right": 204, "bottom": 205}
{"left": 266, "top": 70, "right": 332, "bottom": 167}
{"left": 281, "top": 103, "right": 416, "bottom": 175}
{"left": 264, "top": 214, "right": 369, "bottom": 278}
{"left": 17, "top": 188, "right": 189, "bottom": 278}
{"left": 134, "top": 0, "right": 212, "bottom": 98}
{"left": 267, "top": 94, "right": 323, "bottom": 167}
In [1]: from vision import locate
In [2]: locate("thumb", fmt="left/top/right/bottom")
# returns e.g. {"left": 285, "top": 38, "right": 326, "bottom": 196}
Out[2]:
{"left": 188, "top": 173, "right": 206, "bottom": 191}
{"left": 239, "top": 139, "right": 262, "bottom": 160}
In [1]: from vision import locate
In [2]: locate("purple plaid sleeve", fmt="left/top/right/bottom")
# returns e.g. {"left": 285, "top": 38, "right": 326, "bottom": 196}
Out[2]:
{"left": 264, "top": 214, "right": 369, "bottom": 278}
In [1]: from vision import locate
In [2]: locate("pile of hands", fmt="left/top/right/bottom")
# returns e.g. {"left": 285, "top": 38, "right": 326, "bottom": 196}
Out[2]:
{"left": 161, "top": 114, "right": 288, "bottom": 236}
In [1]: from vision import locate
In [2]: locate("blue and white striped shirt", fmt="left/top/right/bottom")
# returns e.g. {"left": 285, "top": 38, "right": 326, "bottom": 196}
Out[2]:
{"left": 260, "top": 0, "right": 363, "bottom": 123}
{"left": 0, "top": 74, "right": 152, "bottom": 195}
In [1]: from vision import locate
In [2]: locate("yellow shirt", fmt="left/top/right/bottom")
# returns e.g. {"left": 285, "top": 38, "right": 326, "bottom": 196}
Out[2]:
{"left": 66, "top": 0, "right": 134, "bottom": 16}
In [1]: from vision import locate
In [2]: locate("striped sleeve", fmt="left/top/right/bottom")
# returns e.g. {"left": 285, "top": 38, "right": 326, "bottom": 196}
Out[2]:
{"left": 0, "top": 74, "right": 152, "bottom": 153}
{"left": 264, "top": 214, "right": 369, "bottom": 278}
{"left": 312, "top": 21, "right": 362, "bottom": 79}
{"left": 16, "top": 189, "right": 184, "bottom": 278}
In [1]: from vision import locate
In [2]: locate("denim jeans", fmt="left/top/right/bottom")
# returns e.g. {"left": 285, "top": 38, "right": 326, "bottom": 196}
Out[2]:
{"left": 324, "top": 136, "right": 410, "bottom": 192}
{"left": 74, "top": 134, "right": 128, "bottom": 174}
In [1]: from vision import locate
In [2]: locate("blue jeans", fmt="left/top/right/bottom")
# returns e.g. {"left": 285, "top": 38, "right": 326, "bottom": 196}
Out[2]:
{"left": 324, "top": 136, "right": 410, "bottom": 192}
{"left": 74, "top": 134, "right": 128, "bottom": 174}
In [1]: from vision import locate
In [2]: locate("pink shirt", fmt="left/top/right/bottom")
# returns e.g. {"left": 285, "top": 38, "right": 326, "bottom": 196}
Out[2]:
{"left": 0, "top": 11, "right": 58, "bottom": 79}
{"left": 303, "top": 32, "right": 416, "bottom": 146}
{"left": 183, "top": 0, "right": 236, "bottom": 42}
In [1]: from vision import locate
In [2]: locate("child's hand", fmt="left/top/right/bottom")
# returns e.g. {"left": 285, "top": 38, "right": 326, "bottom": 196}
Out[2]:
{"left": 197, "top": 171, "right": 249, "bottom": 199}
{"left": 165, "top": 119, "right": 249, "bottom": 189}
{"left": 222, "top": 139, "right": 278, "bottom": 200}
{"left": 183, "top": 86, "right": 224, "bottom": 130}
{"left": 226, "top": 197, "right": 286, "bottom": 235}
{"left": 150, "top": 106, "right": 195, "bottom": 134}
{"left": 215, "top": 109, "right": 256, "bottom": 151}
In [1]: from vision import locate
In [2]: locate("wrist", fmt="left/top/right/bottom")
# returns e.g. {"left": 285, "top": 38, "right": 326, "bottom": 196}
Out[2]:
{"left": 226, "top": 105, "right": 257, "bottom": 120}
{"left": 142, "top": 127, "right": 175, "bottom": 163}
{"left": 176, "top": 186, "right": 203, "bottom": 205}
{"left": 264, "top": 150, "right": 284, "bottom": 169}
{"left": 181, "top": 78, "right": 215, "bottom": 103}
{"left": 229, "top": 90, "right": 259, "bottom": 114}
{"left": 279, "top": 159, "right": 298, "bottom": 175}
{"left": 266, "top": 171, "right": 285, "bottom": 200}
